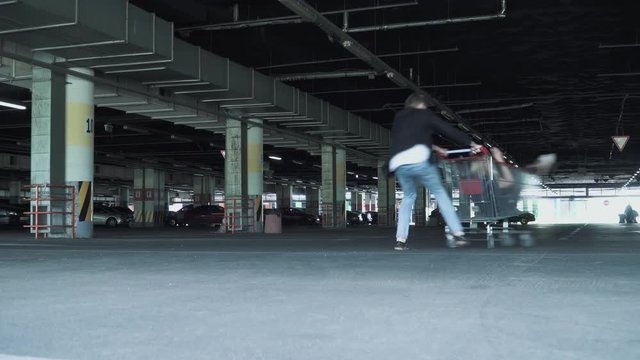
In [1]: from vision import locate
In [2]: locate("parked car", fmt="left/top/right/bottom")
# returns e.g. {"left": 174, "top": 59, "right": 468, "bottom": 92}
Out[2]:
{"left": 109, "top": 206, "right": 134, "bottom": 223}
{"left": 346, "top": 210, "right": 365, "bottom": 225}
{"left": 430, "top": 207, "right": 535, "bottom": 226}
{"left": 364, "top": 211, "right": 378, "bottom": 225}
{"left": 166, "top": 204, "right": 194, "bottom": 227}
{"left": 280, "top": 207, "right": 320, "bottom": 226}
{"left": 506, "top": 212, "right": 535, "bottom": 225}
{"left": 168, "top": 205, "right": 225, "bottom": 229}
{"left": 0, "top": 204, "right": 28, "bottom": 227}
{"left": 94, "top": 205, "right": 131, "bottom": 227}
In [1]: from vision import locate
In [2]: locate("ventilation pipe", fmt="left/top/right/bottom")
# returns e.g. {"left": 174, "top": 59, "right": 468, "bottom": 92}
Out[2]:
{"left": 345, "top": 0, "right": 507, "bottom": 33}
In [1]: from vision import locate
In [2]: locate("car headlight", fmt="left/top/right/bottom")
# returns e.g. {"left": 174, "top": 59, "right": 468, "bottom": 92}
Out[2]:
{"left": 8, "top": 211, "right": 18, "bottom": 216}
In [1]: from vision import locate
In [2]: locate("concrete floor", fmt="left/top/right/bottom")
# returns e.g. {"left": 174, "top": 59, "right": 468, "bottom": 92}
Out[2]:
{"left": 0, "top": 224, "right": 639, "bottom": 360}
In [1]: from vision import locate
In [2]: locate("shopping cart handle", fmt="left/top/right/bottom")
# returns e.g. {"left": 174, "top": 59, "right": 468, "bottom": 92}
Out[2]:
{"left": 445, "top": 146, "right": 489, "bottom": 155}
{"left": 446, "top": 148, "right": 474, "bottom": 154}
{"left": 439, "top": 146, "right": 489, "bottom": 160}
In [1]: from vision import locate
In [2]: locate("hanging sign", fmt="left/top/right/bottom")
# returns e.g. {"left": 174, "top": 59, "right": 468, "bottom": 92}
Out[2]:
{"left": 612, "top": 136, "right": 630, "bottom": 152}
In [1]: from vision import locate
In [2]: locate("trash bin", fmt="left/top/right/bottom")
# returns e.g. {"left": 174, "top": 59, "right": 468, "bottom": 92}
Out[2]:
{"left": 264, "top": 209, "right": 282, "bottom": 233}
{"left": 619, "top": 214, "right": 626, "bottom": 224}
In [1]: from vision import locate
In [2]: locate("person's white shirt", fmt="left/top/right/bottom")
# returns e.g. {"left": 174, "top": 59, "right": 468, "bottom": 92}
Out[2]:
{"left": 389, "top": 144, "right": 430, "bottom": 172}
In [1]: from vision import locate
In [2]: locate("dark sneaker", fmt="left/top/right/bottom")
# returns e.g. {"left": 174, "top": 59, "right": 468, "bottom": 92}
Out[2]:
{"left": 447, "top": 234, "right": 470, "bottom": 248}
{"left": 394, "top": 241, "right": 409, "bottom": 251}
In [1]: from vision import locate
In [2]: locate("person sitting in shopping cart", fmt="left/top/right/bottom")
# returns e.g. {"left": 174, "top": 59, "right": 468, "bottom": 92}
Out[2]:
{"left": 389, "top": 92, "right": 482, "bottom": 251}
{"left": 470, "top": 147, "right": 555, "bottom": 221}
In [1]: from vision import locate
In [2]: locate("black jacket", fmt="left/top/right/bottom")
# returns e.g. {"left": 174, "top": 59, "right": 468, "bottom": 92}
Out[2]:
{"left": 385, "top": 108, "right": 471, "bottom": 176}
{"left": 388, "top": 108, "right": 471, "bottom": 168}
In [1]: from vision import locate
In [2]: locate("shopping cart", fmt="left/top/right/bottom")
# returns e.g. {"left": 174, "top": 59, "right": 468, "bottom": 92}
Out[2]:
{"left": 439, "top": 148, "right": 536, "bottom": 248}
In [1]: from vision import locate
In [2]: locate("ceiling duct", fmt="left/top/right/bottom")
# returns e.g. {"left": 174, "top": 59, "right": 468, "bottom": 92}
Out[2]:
{"left": 0, "top": 0, "right": 392, "bottom": 164}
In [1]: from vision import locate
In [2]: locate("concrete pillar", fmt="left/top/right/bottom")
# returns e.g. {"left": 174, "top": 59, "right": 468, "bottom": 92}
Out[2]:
{"left": 225, "top": 118, "right": 246, "bottom": 231}
{"left": 377, "top": 160, "right": 396, "bottom": 226}
{"left": 224, "top": 118, "right": 263, "bottom": 232}
{"left": 133, "top": 168, "right": 165, "bottom": 227}
{"left": 276, "top": 184, "right": 292, "bottom": 208}
{"left": 247, "top": 121, "right": 263, "bottom": 232}
{"left": 305, "top": 187, "right": 320, "bottom": 215}
{"left": 8, "top": 181, "right": 21, "bottom": 205}
{"left": 364, "top": 192, "right": 373, "bottom": 212}
{"left": 321, "top": 145, "right": 346, "bottom": 228}
{"left": 65, "top": 68, "right": 94, "bottom": 238}
{"left": 414, "top": 187, "right": 427, "bottom": 226}
{"left": 354, "top": 192, "right": 364, "bottom": 212}
{"left": 194, "top": 175, "right": 215, "bottom": 205}
{"left": 30, "top": 60, "right": 67, "bottom": 237}
{"left": 118, "top": 186, "right": 130, "bottom": 208}
{"left": 349, "top": 191, "right": 357, "bottom": 211}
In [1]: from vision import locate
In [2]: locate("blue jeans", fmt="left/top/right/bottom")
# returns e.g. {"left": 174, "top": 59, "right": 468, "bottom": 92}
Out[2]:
{"left": 396, "top": 161, "right": 463, "bottom": 240}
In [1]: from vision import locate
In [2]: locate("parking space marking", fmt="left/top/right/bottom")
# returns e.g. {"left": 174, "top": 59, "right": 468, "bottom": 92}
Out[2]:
{"left": 558, "top": 224, "right": 588, "bottom": 241}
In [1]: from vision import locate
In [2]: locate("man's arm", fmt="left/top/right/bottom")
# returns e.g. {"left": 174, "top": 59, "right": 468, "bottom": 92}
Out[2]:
{"left": 431, "top": 114, "right": 482, "bottom": 153}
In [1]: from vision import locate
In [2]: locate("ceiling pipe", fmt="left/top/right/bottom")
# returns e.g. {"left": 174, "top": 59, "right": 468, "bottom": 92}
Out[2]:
{"left": 256, "top": 47, "right": 458, "bottom": 70}
{"left": 471, "top": 117, "right": 542, "bottom": 126}
{"left": 312, "top": 82, "right": 482, "bottom": 95}
{"left": 177, "top": 1, "right": 418, "bottom": 32}
{"left": 598, "top": 43, "right": 640, "bottom": 49}
{"left": 278, "top": 0, "right": 490, "bottom": 140}
{"left": 456, "top": 103, "right": 534, "bottom": 114}
{"left": 274, "top": 70, "right": 378, "bottom": 81}
{"left": 344, "top": 0, "right": 507, "bottom": 33}
{"left": 597, "top": 72, "right": 640, "bottom": 77}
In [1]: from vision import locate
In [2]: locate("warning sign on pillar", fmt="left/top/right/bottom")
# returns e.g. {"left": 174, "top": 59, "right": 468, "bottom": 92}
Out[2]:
{"left": 612, "top": 136, "right": 630, "bottom": 152}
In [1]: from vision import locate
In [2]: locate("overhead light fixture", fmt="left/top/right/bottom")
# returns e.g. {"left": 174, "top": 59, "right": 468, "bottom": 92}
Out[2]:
{"left": 122, "top": 125, "right": 151, "bottom": 135}
{"left": 170, "top": 134, "right": 193, "bottom": 143}
{"left": 0, "top": 100, "right": 26, "bottom": 110}
{"left": 268, "top": 155, "right": 282, "bottom": 161}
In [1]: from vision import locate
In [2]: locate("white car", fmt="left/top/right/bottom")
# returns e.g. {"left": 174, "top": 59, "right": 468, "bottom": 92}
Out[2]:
{"left": 93, "top": 206, "right": 130, "bottom": 227}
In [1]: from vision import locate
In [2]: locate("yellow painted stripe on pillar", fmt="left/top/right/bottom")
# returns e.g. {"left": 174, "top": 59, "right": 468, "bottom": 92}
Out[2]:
{"left": 135, "top": 210, "right": 144, "bottom": 223}
{"left": 247, "top": 143, "right": 262, "bottom": 173}
{"left": 145, "top": 207, "right": 153, "bottom": 224}
{"left": 66, "top": 103, "right": 94, "bottom": 147}
{"left": 77, "top": 181, "right": 92, "bottom": 221}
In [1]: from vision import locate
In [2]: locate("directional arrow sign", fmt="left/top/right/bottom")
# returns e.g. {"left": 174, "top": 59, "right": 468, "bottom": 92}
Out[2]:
{"left": 612, "top": 136, "right": 630, "bottom": 151}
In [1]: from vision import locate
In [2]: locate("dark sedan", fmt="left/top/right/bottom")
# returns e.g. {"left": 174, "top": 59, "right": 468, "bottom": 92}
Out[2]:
{"left": 168, "top": 205, "right": 225, "bottom": 229}
{"left": 347, "top": 210, "right": 365, "bottom": 225}
{"left": 506, "top": 212, "right": 536, "bottom": 225}
{"left": 280, "top": 207, "right": 320, "bottom": 226}
{"left": 0, "top": 204, "right": 28, "bottom": 226}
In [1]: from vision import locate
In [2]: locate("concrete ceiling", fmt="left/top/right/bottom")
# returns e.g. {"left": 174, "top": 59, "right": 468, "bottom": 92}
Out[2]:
{"left": 1, "top": 0, "right": 639, "bottom": 187}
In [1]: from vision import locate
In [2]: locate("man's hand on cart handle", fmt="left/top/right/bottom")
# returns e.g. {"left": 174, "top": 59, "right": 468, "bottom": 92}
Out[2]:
{"left": 470, "top": 142, "right": 483, "bottom": 154}
{"left": 432, "top": 145, "right": 449, "bottom": 157}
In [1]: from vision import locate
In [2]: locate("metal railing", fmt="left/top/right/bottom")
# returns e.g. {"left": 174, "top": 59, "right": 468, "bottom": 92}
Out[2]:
{"left": 23, "top": 184, "right": 76, "bottom": 239}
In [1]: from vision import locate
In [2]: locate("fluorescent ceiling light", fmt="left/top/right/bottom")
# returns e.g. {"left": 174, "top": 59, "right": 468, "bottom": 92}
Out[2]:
{"left": 268, "top": 155, "right": 282, "bottom": 161}
{"left": 0, "top": 100, "right": 26, "bottom": 110}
